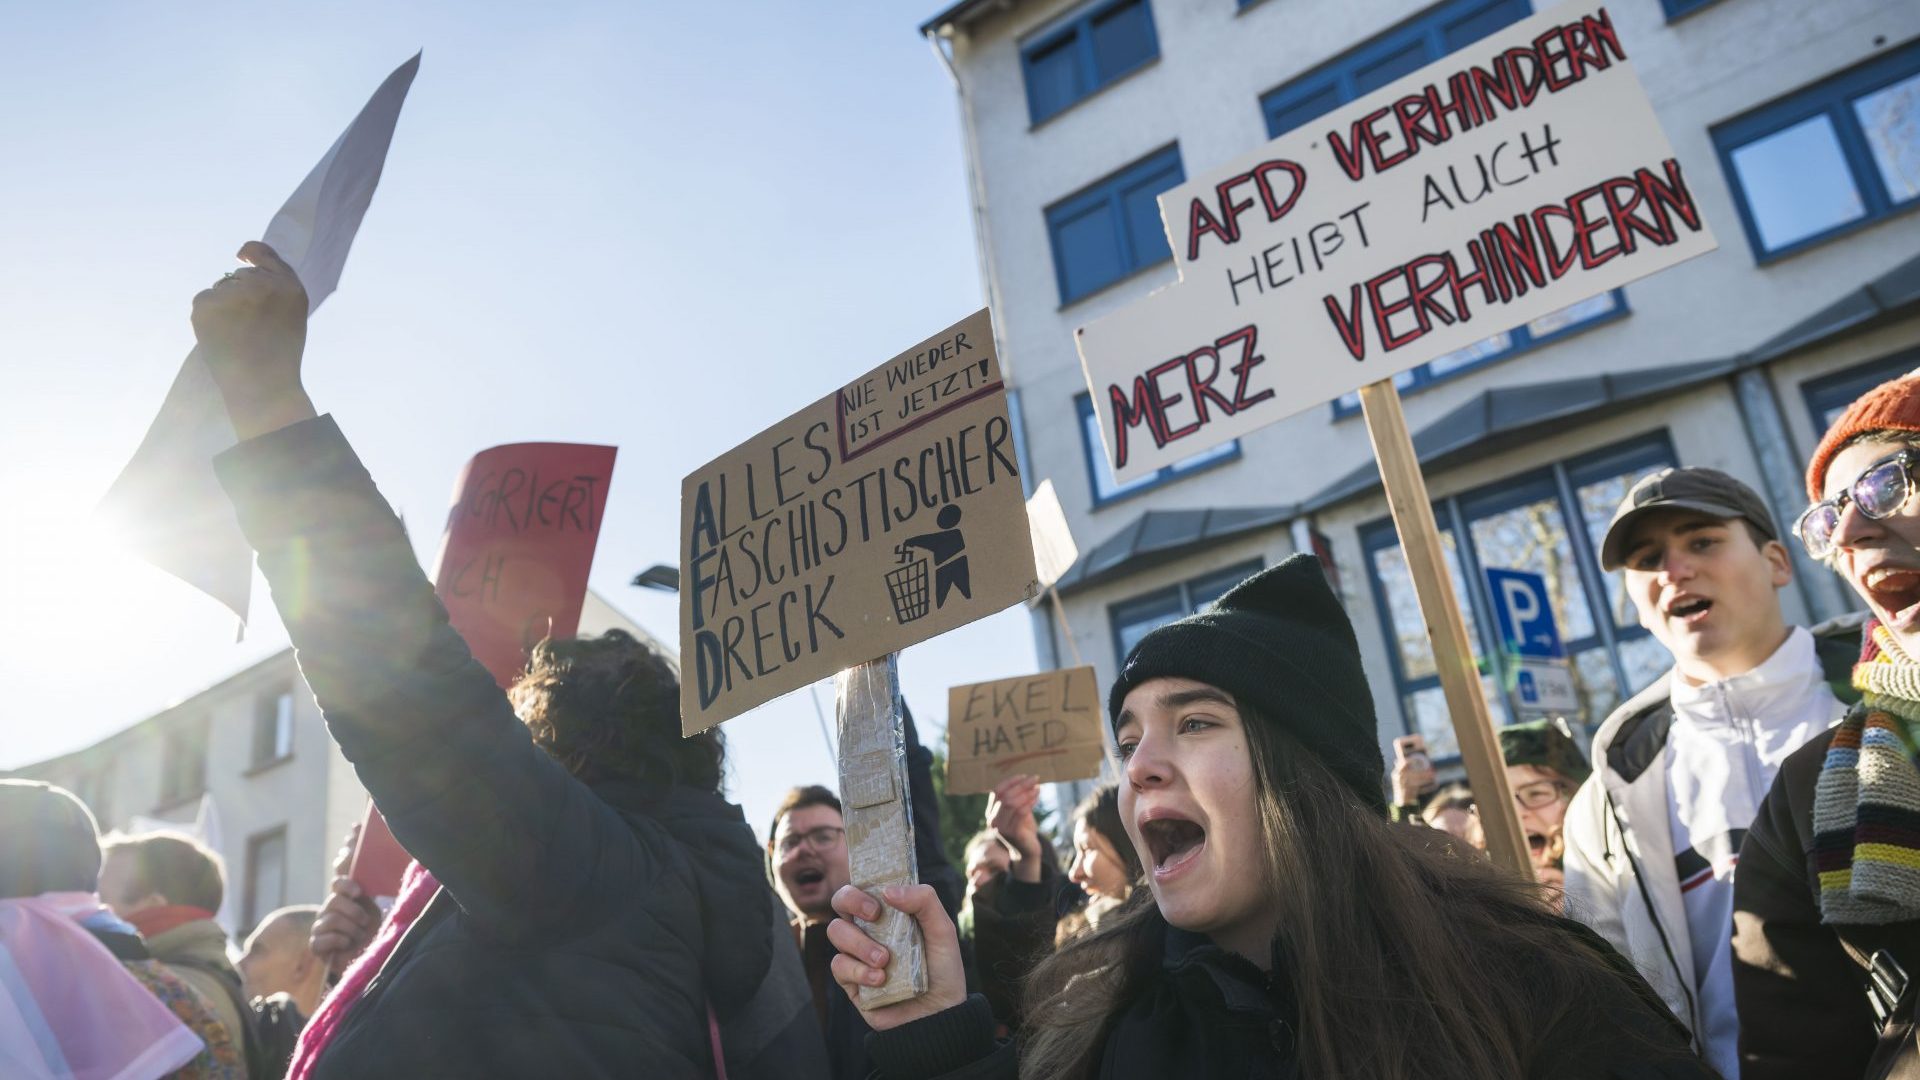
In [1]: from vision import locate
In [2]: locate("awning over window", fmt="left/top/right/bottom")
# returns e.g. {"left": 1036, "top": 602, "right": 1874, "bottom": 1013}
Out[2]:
{"left": 1054, "top": 506, "right": 1293, "bottom": 596}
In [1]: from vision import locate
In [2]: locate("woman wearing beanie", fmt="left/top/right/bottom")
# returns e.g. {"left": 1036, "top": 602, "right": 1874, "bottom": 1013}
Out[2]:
{"left": 1734, "top": 371, "right": 1920, "bottom": 1080}
{"left": 822, "top": 556, "right": 1713, "bottom": 1080}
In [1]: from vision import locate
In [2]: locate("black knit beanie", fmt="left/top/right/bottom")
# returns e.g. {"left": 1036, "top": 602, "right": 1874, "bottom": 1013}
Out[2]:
{"left": 1107, "top": 554, "right": 1387, "bottom": 815}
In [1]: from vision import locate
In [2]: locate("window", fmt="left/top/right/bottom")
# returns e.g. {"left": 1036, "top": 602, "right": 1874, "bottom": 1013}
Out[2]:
{"left": 251, "top": 688, "right": 295, "bottom": 769}
{"left": 159, "top": 720, "right": 208, "bottom": 808}
{"left": 1076, "top": 394, "right": 1239, "bottom": 506}
{"left": 1256, "top": 0, "right": 1628, "bottom": 415}
{"left": 1802, "top": 348, "right": 1920, "bottom": 432}
{"left": 1362, "top": 435, "right": 1676, "bottom": 757}
{"left": 244, "top": 827, "right": 287, "bottom": 931}
{"left": 1110, "top": 560, "right": 1263, "bottom": 663}
{"left": 1713, "top": 40, "right": 1920, "bottom": 261}
{"left": 1022, "top": 0, "right": 1158, "bottom": 125}
{"left": 1659, "top": 0, "right": 1727, "bottom": 19}
{"left": 1046, "top": 144, "right": 1184, "bottom": 306}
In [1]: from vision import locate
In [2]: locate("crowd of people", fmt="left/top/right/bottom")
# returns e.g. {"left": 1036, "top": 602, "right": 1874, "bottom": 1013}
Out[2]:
{"left": 4, "top": 243, "right": 1920, "bottom": 1078}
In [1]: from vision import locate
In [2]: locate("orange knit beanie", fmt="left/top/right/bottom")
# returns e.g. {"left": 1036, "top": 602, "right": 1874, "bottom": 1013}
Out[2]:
{"left": 1807, "top": 373, "right": 1920, "bottom": 499}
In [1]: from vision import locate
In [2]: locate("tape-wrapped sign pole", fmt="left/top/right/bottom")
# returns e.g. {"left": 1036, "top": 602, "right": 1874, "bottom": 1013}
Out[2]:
{"left": 833, "top": 656, "right": 926, "bottom": 1007}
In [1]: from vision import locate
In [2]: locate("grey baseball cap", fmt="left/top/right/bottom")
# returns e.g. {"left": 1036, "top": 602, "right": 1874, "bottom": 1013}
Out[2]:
{"left": 1598, "top": 467, "right": 1779, "bottom": 571}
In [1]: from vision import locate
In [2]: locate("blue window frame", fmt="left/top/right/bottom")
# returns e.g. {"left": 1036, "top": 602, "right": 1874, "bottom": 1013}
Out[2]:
{"left": 1259, "top": 0, "right": 1533, "bottom": 140}
{"left": 1802, "top": 346, "right": 1920, "bottom": 432}
{"left": 1076, "top": 393, "right": 1239, "bottom": 507}
{"left": 1046, "top": 143, "right": 1184, "bottom": 306}
{"left": 1713, "top": 39, "right": 1920, "bottom": 262}
{"left": 1659, "top": 0, "right": 1727, "bottom": 20}
{"left": 1361, "top": 434, "right": 1675, "bottom": 758}
{"left": 1022, "top": 0, "right": 1159, "bottom": 125}
{"left": 1110, "top": 560, "right": 1264, "bottom": 664}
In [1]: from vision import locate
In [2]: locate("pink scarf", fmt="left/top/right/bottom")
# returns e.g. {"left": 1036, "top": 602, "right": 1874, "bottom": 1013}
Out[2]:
{"left": 286, "top": 861, "right": 438, "bottom": 1080}
{"left": 0, "top": 892, "right": 205, "bottom": 1080}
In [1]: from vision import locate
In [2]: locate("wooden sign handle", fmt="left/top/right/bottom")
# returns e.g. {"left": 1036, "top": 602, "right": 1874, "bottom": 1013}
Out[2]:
{"left": 834, "top": 655, "right": 928, "bottom": 1007}
{"left": 1358, "top": 380, "right": 1532, "bottom": 878}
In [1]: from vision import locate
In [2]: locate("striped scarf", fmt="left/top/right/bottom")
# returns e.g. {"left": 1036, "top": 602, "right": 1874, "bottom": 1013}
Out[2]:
{"left": 1814, "top": 619, "right": 1920, "bottom": 924}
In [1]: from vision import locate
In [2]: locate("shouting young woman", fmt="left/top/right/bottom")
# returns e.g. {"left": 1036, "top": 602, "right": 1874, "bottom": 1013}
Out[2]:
{"left": 823, "top": 556, "right": 1713, "bottom": 1079}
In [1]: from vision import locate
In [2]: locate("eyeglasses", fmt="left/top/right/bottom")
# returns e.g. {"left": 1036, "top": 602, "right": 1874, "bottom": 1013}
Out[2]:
{"left": 1797, "top": 450, "right": 1920, "bottom": 560}
{"left": 776, "top": 825, "right": 845, "bottom": 857}
{"left": 1512, "top": 779, "right": 1574, "bottom": 811}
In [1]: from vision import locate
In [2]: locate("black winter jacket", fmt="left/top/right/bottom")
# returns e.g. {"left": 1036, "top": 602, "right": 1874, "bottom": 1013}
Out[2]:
{"left": 215, "top": 416, "right": 828, "bottom": 1080}
{"left": 865, "top": 918, "right": 1715, "bottom": 1080}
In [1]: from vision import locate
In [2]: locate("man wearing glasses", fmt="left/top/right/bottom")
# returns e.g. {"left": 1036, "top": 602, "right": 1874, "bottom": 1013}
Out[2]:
{"left": 1564, "top": 466, "right": 1861, "bottom": 1079}
{"left": 766, "top": 706, "right": 965, "bottom": 1080}
{"left": 1735, "top": 375, "right": 1920, "bottom": 1079}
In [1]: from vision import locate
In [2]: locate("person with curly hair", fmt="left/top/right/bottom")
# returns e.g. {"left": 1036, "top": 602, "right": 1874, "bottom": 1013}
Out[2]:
{"left": 188, "top": 242, "right": 827, "bottom": 1080}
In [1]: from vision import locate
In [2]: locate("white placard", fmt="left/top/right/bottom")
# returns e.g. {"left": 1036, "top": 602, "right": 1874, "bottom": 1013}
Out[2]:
{"left": 1026, "top": 479, "right": 1079, "bottom": 591}
{"left": 1077, "top": 2, "right": 1715, "bottom": 483}
{"left": 96, "top": 54, "right": 421, "bottom": 621}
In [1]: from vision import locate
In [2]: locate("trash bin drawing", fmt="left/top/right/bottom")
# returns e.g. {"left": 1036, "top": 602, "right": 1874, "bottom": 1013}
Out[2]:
{"left": 887, "top": 549, "right": 930, "bottom": 623}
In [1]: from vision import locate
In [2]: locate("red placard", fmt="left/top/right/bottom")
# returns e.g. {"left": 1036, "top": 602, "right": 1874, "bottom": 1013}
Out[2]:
{"left": 350, "top": 442, "right": 618, "bottom": 901}
{"left": 430, "top": 443, "right": 619, "bottom": 688}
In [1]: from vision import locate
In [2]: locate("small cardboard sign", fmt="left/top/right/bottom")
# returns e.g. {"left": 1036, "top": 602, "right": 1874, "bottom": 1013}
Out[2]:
{"left": 1077, "top": 1, "right": 1717, "bottom": 483}
{"left": 431, "top": 443, "right": 618, "bottom": 688}
{"left": 679, "top": 309, "right": 1039, "bottom": 734}
{"left": 944, "top": 666, "right": 1104, "bottom": 795}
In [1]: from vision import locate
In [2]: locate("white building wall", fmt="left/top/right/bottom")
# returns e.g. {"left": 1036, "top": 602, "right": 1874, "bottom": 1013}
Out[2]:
{"left": 935, "top": 0, "right": 1920, "bottom": 745}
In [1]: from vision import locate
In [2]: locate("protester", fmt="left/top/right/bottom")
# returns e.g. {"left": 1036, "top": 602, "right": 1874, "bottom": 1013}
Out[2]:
{"left": 189, "top": 241, "right": 827, "bottom": 1080}
{"left": 1734, "top": 373, "right": 1920, "bottom": 1079}
{"left": 962, "top": 829, "right": 1011, "bottom": 897}
{"left": 1389, "top": 734, "right": 1438, "bottom": 823}
{"left": 237, "top": 905, "right": 325, "bottom": 1075}
{"left": 0, "top": 779, "right": 240, "bottom": 1080}
{"left": 1419, "top": 781, "right": 1484, "bottom": 848}
{"left": 823, "top": 557, "right": 1713, "bottom": 1078}
{"left": 307, "top": 825, "right": 379, "bottom": 984}
{"left": 1061, "top": 783, "right": 1139, "bottom": 933}
{"left": 100, "top": 831, "right": 256, "bottom": 1070}
{"left": 1499, "top": 720, "right": 1590, "bottom": 892}
{"left": 1564, "top": 465, "right": 1857, "bottom": 1075}
{"left": 765, "top": 705, "right": 965, "bottom": 1080}
{"left": 959, "top": 775, "right": 1068, "bottom": 1035}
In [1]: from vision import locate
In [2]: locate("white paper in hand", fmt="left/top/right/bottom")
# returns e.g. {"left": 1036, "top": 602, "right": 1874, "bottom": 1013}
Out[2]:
{"left": 96, "top": 53, "right": 421, "bottom": 624}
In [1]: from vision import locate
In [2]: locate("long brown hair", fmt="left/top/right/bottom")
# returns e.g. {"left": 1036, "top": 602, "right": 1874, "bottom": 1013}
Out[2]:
{"left": 1018, "top": 705, "right": 1691, "bottom": 1079}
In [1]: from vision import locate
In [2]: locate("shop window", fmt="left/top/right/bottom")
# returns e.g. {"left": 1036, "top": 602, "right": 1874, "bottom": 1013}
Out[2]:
{"left": 1362, "top": 434, "right": 1676, "bottom": 754}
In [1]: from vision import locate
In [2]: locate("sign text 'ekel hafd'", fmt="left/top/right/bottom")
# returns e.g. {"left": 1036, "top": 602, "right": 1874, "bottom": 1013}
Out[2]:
{"left": 680, "top": 309, "right": 1039, "bottom": 733}
{"left": 1078, "top": 1, "right": 1717, "bottom": 483}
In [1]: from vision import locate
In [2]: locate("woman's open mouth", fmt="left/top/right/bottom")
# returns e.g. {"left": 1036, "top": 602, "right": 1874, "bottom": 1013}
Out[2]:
{"left": 1140, "top": 816, "right": 1207, "bottom": 879}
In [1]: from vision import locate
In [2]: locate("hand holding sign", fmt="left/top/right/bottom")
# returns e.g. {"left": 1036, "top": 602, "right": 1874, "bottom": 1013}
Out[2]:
{"left": 192, "top": 242, "right": 318, "bottom": 441}
{"left": 986, "top": 774, "right": 1044, "bottom": 883}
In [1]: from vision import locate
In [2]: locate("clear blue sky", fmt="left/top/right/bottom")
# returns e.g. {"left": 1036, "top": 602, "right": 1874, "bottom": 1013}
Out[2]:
{"left": 0, "top": 1, "right": 1041, "bottom": 841}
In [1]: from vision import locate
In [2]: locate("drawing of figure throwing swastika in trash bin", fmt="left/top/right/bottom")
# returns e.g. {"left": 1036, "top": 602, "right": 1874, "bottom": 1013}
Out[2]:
{"left": 886, "top": 505, "right": 970, "bottom": 623}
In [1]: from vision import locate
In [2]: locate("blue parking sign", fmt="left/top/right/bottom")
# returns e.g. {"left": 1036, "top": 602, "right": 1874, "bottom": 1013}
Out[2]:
{"left": 1485, "top": 568, "right": 1565, "bottom": 660}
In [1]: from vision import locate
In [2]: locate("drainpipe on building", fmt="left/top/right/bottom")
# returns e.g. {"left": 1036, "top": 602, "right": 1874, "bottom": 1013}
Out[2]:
{"left": 1731, "top": 368, "right": 1852, "bottom": 622}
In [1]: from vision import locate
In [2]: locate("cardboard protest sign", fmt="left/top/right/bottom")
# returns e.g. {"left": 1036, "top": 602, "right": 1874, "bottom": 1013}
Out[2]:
{"left": 680, "top": 308, "right": 1039, "bottom": 734}
{"left": 1026, "top": 479, "right": 1079, "bottom": 592}
{"left": 944, "top": 666, "right": 1103, "bottom": 795}
{"left": 97, "top": 53, "right": 422, "bottom": 621}
{"left": 430, "top": 442, "right": 618, "bottom": 689}
{"left": 1077, "top": 2, "right": 1716, "bottom": 483}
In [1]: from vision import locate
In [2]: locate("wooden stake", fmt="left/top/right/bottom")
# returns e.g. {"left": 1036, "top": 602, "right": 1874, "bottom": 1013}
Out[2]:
{"left": 834, "top": 654, "right": 928, "bottom": 1007}
{"left": 1358, "top": 380, "right": 1531, "bottom": 878}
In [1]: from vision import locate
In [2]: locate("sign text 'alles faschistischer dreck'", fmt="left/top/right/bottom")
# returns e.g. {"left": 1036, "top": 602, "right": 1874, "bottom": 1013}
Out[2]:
{"left": 680, "top": 309, "right": 1039, "bottom": 733}
{"left": 1077, "top": 1, "right": 1717, "bottom": 483}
